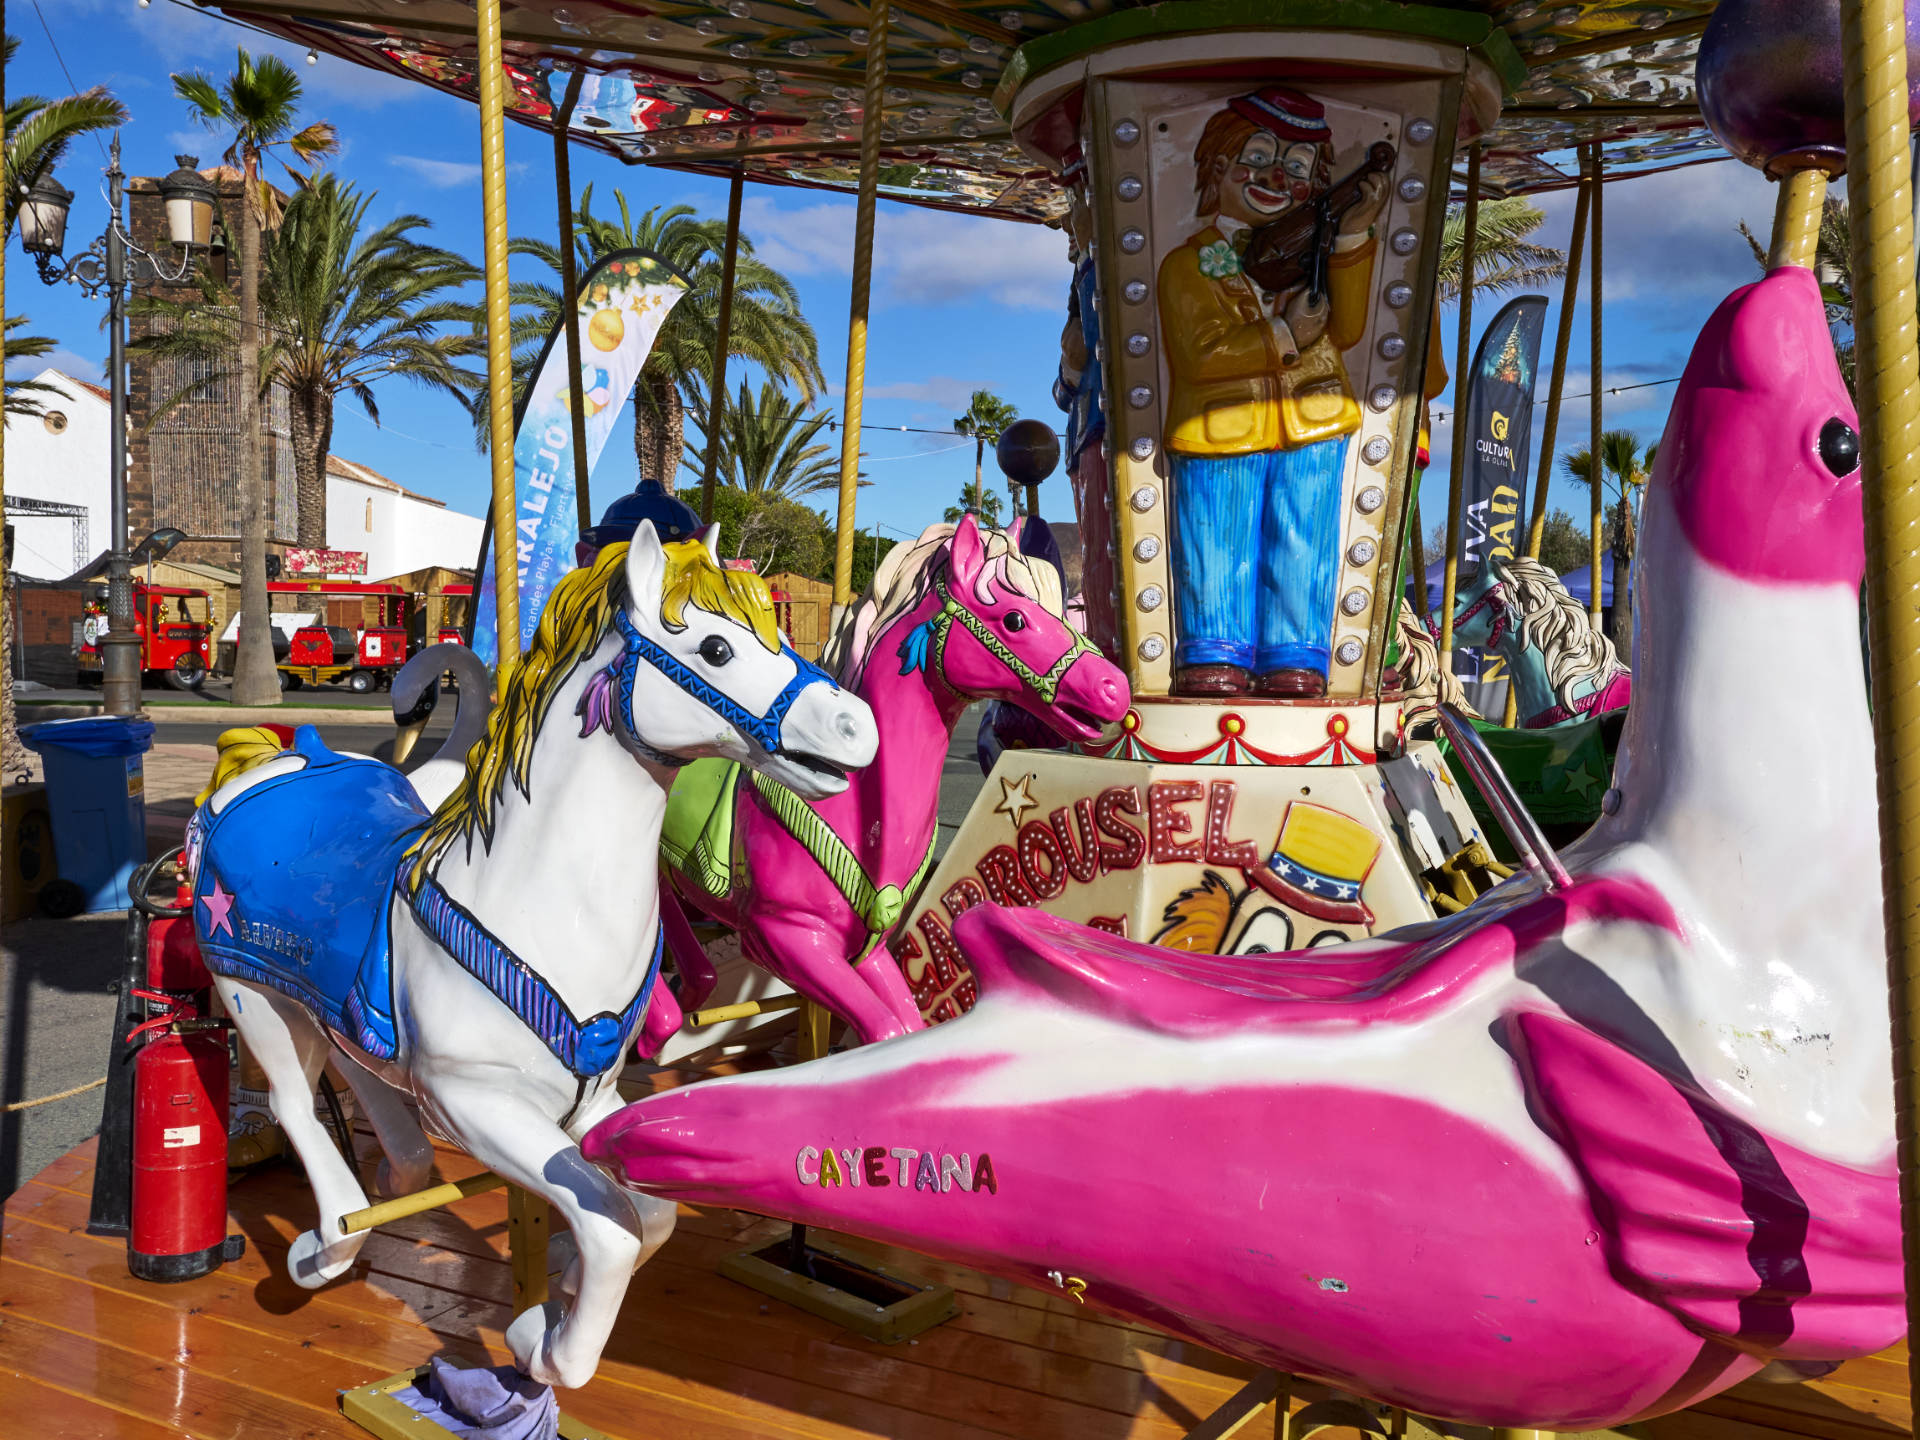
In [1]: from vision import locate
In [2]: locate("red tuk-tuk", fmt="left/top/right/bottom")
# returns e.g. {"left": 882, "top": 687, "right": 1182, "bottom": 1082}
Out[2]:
{"left": 263, "top": 580, "right": 414, "bottom": 693}
{"left": 76, "top": 582, "right": 212, "bottom": 691}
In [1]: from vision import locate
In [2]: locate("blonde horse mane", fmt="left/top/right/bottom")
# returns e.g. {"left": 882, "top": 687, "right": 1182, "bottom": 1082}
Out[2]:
{"left": 1394, "top": 606, "right": 1477, "bottom": 717}
{"left": 1494, "top": 555, "right": 1625, "bottom": 707}
{"left": 824, "top": 522, "right": 1066, "bottom": 688}
{"left": 408, "top": 538, "right": 779, "bottom": 887}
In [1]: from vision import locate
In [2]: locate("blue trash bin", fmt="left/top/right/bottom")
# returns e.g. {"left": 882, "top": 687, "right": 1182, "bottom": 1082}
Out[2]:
{"left": 21, "top": 715, "right": 157, "bottom": 915}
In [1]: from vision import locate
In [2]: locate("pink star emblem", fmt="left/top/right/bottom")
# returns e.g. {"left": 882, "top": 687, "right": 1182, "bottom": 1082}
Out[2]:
{"left": 200, "top": 876, "right": 235, "bottom": 938}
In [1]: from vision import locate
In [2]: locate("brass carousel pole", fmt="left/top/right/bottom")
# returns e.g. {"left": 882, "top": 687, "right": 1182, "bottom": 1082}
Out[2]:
{"left": 1510, "top": 148, "right": 1593, "bottom": 728}
{"left": 1770, "top": 165, "right": 1831, "bottom": 269}
{"left": 552, "top": 69, "right": 591, "bottom": 534}
{"left": 475, "top": 0, "right": 522, "bottom": 682}
{"left": 700, "top": 165, "right": 746, "bottom": 526}
{"left": 1588, "top": 146, "right": 1605, "bottom": 633}
{"left": 1840, "top": 0, "right": 1920, "bottom": 1399}
{"left": 831, "top": 0, "right": 892, "bottom": 611}
{"left": 475, "top": 0, "right": 543, "bottom": 1310}
{"left": 1437, "top": 141, "right": 1481, "bottom": 679}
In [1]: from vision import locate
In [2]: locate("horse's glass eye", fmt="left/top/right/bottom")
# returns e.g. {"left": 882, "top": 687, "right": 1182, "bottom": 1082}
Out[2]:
{"left": 1004, "top": 611, "right": 1027, "bottom": 632}
{"left": 1819, "top": 418, "right": 1860, "bottom": 476}
{"left": 698, "top": 635, "right": 733, "bottom": 666}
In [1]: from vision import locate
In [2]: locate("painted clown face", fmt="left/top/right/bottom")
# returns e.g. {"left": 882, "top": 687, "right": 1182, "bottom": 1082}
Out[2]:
{"left": 1213, "top": 131, "right": 1324, "bottom": 227}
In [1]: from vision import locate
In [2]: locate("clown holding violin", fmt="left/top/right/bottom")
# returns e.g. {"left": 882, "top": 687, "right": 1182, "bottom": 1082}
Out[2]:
{"left": 1158, "top": 85, "right": 1396, "bottom": 698}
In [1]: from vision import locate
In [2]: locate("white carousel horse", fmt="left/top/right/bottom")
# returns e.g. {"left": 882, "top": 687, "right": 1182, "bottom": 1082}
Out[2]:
{"left": 1449, "top": 553, "right": 1633, "bottom": 727}
{"left": 584, "top": 270, "right": 1898, "bottom": 1428}
{"left": 186, "top": 523, "right": 876, "bottom": 1389}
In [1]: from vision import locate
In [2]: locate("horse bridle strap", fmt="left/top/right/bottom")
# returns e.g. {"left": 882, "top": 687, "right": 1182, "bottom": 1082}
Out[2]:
{"left": 1451, "top": 583, "right": 1511, "bottom": 650}
{"left": 610, "top": 608, "right": 834, "bottom": 759}
{"left": 929, "top": 573, "right": 1095, "bottom": 705}
{"left": 749, "top": 767, "right": 938, "bottom": 940}
{"left": 407, "top": 864, "right": 660, "bottom": 1080}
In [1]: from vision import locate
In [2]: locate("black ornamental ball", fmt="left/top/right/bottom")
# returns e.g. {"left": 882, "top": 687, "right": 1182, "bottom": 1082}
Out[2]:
{"left": 1696, "top": 0, "right": 1920, "bottom": 178}
{"left": 996, "top": 418, "right": 1061, "bottom": 487}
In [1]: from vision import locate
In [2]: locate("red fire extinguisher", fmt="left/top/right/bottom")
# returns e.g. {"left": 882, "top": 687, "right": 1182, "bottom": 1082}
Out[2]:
{"left": 102, "top": 848, "right": 246, "bottom": 1282}
{"left": 129, "top": 1021, "right": 242, "bottom": 1281}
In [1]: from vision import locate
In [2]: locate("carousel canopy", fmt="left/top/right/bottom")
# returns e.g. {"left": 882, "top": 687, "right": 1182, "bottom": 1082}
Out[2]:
{"left": 195, "top": 0, "right": 1722, "bottom": 221}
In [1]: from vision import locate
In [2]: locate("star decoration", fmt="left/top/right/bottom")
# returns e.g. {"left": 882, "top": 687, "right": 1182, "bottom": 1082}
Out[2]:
{"left": 200, "top": 875, "right": 235, "bottom": 938}
{"left": 1562, "top": 757, "right": 1603, "bottom": 801}
{"left": 994, "top": 772, "right": 1039, "bottom": 830}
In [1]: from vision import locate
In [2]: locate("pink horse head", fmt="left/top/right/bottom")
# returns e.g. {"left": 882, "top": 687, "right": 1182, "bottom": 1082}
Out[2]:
{"left": 600, "top": 266, "right": 1897, "bottom": 1429}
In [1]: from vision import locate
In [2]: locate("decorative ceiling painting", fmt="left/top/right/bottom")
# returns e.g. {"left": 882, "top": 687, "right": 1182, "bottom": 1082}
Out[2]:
{"left": 199, "top": 0, "right": 1726, "bottom": 219}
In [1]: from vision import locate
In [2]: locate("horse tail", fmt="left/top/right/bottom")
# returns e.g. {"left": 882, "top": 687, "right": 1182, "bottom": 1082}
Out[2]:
{"left": 390, "top": 642, "right": 491, "bottom": 770}
{"left": 195, "top": 725, "right": 295, "bottom": 809}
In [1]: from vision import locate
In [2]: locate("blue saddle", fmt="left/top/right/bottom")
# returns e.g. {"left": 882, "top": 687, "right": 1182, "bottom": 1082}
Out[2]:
{"left": 192, "top": 726, "right": 427, "bottom": 1061}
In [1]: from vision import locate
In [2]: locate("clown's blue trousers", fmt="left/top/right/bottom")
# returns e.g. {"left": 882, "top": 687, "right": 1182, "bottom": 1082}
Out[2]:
{"left": 1170, "top": 436, "right": 1348, "bottom": 675}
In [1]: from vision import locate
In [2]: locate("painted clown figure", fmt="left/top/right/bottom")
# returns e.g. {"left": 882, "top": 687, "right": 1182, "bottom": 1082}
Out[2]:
{"left": 1158, "top": 87, "right": 1386, "bottom": 696}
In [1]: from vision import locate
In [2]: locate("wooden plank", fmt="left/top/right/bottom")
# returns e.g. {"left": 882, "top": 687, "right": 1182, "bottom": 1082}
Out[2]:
{"left": 0, "top": 1367, "right": 191, "bottom": 1440}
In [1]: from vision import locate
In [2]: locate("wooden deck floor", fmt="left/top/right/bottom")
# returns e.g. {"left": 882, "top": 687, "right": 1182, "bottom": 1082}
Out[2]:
{"left": 0, "top": 1132, "right": 1911, "bottom": 1440}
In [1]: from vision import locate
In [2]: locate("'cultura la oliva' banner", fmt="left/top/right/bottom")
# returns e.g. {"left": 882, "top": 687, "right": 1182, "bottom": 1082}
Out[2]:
{"left": 474, "top": 248, "right": 688, "bottom": 666}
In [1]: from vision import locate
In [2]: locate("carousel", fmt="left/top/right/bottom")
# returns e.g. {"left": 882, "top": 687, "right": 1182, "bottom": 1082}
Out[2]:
{"left": 9, "top": 0, "right": 1920, "bottom": 1436}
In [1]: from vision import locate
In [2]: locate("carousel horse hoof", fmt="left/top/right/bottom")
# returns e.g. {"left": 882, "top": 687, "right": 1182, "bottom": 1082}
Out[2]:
{"left": 506, "top": 1300, "right": 570, "bottom": 1386}
{"left": 1172, "top": 663, "right": 1249, "bottom": 696}
{"left": 1253, "top": 667, "right": 1326, "bottom": 697}
{"left": 374, "top": 1155, "right": 431, "bottom": 1201}
{"left": 288, "top": 1226, "right": 358, "bottom": 1289}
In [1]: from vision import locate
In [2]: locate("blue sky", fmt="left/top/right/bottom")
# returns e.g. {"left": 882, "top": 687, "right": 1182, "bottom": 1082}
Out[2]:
{"left": 13, "top": 0, "right": 1790, "bottom": 552}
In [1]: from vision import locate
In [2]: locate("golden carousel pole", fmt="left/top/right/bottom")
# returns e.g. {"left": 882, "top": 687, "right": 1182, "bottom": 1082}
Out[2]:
{"left": 475, "top": 0, "right": 545, "bottom": 1310}
{"left": 552, "top": 69, "right": 591, "bottom": 534}
{"left": 700, "top": 165, "right": 747, "bottom": 526}
{"left": 1840, "top": 0, "right": 1920, "bottom": 1400}
{"left": 1587, "top": 145, "right": 1605, "bottom": 635}
{"left": 1437, "top": 141, "right": 1482, "bottom": 680}
{"left": 830, "top": 0, "right": 893, "bottom": 614}
{"left": 1770, "top": 165, "right": 1831, "bottom": 269}
{"left": 1508, "top": 148, "right": 1594, "bottom": 727}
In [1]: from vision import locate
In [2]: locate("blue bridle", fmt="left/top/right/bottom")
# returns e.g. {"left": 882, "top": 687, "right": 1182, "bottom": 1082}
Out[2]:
{"left": 608, "top": 606, "right": 837, "bottom": 762}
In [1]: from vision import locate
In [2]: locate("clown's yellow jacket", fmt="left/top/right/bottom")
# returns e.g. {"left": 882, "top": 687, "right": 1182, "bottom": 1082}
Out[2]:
{"left": 1157, "top": 225, "right": 1376, "bottom": 456}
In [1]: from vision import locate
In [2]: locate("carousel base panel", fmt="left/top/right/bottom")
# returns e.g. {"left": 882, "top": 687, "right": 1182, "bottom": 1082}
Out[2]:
{"left": 2, "top": 1134, "right": 1911, "bottom": 1440}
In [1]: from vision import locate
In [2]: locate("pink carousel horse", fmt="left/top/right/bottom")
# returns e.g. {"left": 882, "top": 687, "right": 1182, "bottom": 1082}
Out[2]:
{"left": 587, "top": 268, "right": 1900, "bottom": 1429}
{"left": 649, "top": 514, "right": 1129, "bottom": 1046}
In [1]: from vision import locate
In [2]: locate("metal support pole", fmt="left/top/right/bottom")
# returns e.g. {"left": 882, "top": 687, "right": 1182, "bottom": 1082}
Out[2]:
{"left": 1770, "top": 166, "right": 1831, "bottom": 270}
{"left": 700, "top": 166, "right": 745, "bottom": 525}
{"left": 1437, "top": 142, "right": 1481, "bottom": 678}
{"left": 1841, "top": 0, "right": 1920, "bottom": 1402}
{"left": 1524, "top": 151, "right": 1592, "bottom": 559}
{"left": 1588, "top": 147, "right": 1605, "bottom": 630}
{"left": 552, "top": 69, "right": 590, "bottom": 535}
{"left": 101, "top": 138, "right": 140, "bottom": 717}
{"left": 831, "top": 1, "right": 891, "bottom": 609}
{"left": 475, "top": 0, "right": 522, "bottom": 679}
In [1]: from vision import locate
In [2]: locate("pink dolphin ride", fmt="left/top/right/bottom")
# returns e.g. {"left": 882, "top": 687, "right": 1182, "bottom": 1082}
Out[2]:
{"left": 584, "top": 268, "right": 1897, "bottom": 1431}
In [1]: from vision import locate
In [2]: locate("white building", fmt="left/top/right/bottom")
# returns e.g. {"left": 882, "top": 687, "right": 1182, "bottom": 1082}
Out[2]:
{"left": 3, "top": 369, "right": 111, "bottom": 580}
{"left": 325, "top": 454, "right": 483, "bottom": 581}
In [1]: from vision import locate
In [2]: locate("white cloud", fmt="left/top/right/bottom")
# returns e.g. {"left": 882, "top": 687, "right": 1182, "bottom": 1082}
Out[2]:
{"left": 389, "top": 155, "right": 526, "bottom": 189}
{"left": 8, "top": 349, "right": 102, "bottom": 383}
{"left": 743, "top": 193, "right": 1071, "bottom": 311}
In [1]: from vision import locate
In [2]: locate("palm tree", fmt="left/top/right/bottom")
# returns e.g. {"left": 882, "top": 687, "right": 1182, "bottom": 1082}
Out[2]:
{"left": 687, "top": 377, "right": 840, "bottom": 500}
{"left": 1439, "top": 197, "right": 1567, "bottom": 304}
{"left": 172, "top": 48, "right": 336, "bottom": 706}
{"left": 1560, "top": 429, "right": 1655, "bottom": 660}
{"left": 953, "top": 389, "right": 1020, "bottom": 513}
{"left": 131, "top": 173, "right": 481, "bottom": 547}
{"left": 1, "top": 37, "right": 125, "bottom": 763}
{"left": 496, "top": 184, "right": 821, "bottom": 490}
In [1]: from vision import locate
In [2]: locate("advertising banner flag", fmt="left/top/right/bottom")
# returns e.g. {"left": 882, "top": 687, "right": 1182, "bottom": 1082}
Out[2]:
{"left": 1453, "top": 294, "right": 1548, "bottom": 715}
{"left": 473, "top": 248, "right": 688, "bottom": 667}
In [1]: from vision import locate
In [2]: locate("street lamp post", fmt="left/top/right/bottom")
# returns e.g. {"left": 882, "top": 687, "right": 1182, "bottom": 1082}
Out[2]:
{"left": 18, "top": 137, "right": 212, "bottom": 716}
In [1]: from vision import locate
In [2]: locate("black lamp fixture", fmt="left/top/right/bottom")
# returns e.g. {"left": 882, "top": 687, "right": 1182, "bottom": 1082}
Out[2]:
{"left": 16, "top": 171, "right": 73, "bottom": 258}
{"left": 158, "top": 156, "right": 217, "bottom": 249}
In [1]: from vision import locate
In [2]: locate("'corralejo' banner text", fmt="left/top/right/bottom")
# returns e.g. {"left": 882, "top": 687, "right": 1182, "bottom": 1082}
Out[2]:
{"left": 473, "top": 248, "right": 688, "bottom": 666}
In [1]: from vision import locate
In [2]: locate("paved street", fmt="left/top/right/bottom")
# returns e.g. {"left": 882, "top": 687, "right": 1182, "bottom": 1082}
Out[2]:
{"left": 0, "top": 695, "right": 990, "bottom": 1197}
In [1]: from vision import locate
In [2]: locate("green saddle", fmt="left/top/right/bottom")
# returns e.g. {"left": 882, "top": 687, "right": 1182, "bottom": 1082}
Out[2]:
{"left": 662, "top": 757, "right": 743, "bottom": 900}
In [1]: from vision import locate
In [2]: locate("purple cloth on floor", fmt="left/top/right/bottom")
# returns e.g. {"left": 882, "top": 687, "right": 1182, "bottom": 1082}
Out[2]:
{"left": 393, "top": 1357, "right": 560, "bottom": 1440}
